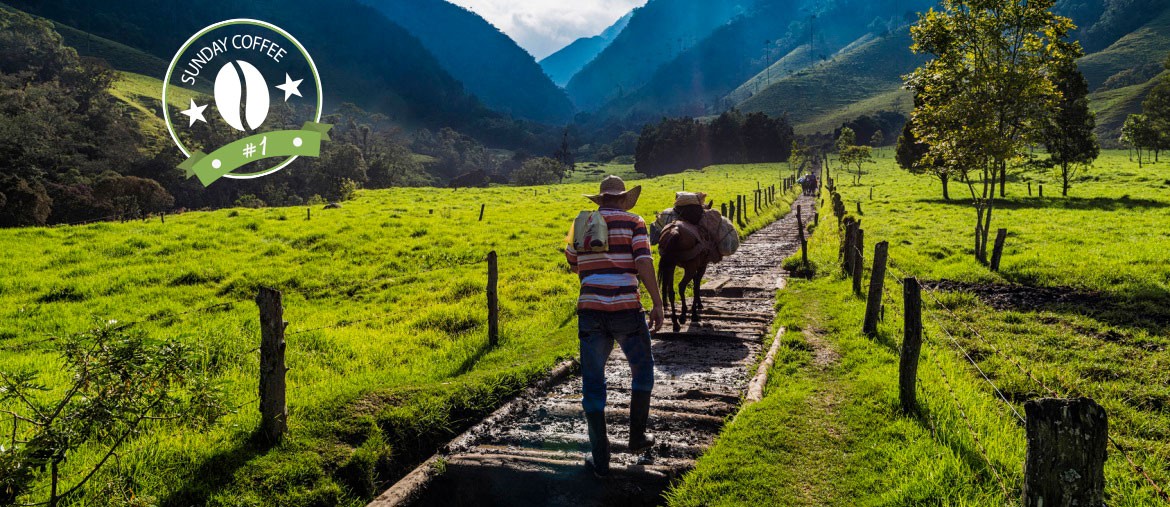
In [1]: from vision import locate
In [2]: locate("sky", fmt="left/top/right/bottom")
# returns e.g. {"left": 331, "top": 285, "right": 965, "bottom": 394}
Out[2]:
{"left": 446, "top": 0, "right": 646, "bottom": 60}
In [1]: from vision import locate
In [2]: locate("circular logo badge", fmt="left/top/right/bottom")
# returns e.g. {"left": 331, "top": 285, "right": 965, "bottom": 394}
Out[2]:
{"left": 162, "top": 19, "right": 330, "bottom": 186}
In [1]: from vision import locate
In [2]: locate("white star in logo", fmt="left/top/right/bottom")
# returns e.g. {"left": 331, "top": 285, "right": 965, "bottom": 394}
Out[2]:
{"left": 179, "top": 99, "right": 208, "bottom": 127}
{"left": 275, "top": 73, "right": 303, "bottom": 101}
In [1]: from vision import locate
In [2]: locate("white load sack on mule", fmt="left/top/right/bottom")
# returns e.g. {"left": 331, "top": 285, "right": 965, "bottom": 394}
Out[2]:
{"left": 650, "top": 192, "right": 739, "bottom": 261}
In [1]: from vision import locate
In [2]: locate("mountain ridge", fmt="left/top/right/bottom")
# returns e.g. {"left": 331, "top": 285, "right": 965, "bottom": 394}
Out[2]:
{"left": 359, "top": 0, "right": 576, "bottom": 124}
{"left": 539, "top": 11, "right": 633, "bottom": 88}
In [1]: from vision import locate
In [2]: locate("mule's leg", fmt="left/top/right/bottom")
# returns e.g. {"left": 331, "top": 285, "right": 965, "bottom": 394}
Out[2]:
{"left": 692, "top": 265, "right": 706, "bottom": 324}
{"left": 677, "top": 270, "right": 692, "bottom": 326}
{"left": 660, "top": 261, "right": 680, "bottom": 333}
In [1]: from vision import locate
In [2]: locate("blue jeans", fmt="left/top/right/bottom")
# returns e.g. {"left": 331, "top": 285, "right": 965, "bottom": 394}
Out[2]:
{"left": 578, "top": 309, "right": 655, "bottom": 414}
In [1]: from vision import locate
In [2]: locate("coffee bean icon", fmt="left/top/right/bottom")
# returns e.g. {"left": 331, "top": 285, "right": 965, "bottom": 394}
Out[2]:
{"left": 214, "top": 60, "right": 270, "bottom": 132}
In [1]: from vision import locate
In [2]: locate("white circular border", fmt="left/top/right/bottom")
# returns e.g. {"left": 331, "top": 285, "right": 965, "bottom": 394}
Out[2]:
{"left": 162, "top": 18, "right": 323, "bottom": 180}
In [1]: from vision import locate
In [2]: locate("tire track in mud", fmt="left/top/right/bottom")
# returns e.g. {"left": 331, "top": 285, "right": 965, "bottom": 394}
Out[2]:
{"left": 371, "top": 183, "right": 820, "bottom": 507}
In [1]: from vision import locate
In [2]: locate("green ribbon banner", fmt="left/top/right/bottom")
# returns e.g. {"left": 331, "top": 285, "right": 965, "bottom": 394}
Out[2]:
{"left": 180, "top": 122, "right": 332, "bottom": 186}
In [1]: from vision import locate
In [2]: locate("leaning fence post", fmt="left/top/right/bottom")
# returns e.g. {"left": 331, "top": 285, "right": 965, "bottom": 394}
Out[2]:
{"left": 863, "top": 241, "right": 889, "bottom": 336}
{"left": 989, "top": 228, "right": 1007, "bottom": 272}
{"left": 900, "top": 277, "right": 922, "bottom": 414}
{"left": 256, "top": 287, "right": 288, "bottom": 443}
{"left": 1023, "top": 398, "right": 1107, "bottom": 506}
{"left": 487, "top": 251, "right": 499, "bottom": 347}
{"left": 479, "top": 204, "right": 486, "bottom": 222}
{"left": 852, "top": 229, "right": 865, "bottom": 296}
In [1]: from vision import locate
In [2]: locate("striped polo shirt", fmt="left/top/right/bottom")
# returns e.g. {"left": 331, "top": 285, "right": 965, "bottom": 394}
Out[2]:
{"left": 565, "top": 207, "right": 653, "bottom": 312}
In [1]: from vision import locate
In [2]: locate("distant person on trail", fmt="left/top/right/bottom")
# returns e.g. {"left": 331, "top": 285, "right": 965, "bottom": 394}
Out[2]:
{"left": 565, "top": 175, "right": 665, "bottom": 477}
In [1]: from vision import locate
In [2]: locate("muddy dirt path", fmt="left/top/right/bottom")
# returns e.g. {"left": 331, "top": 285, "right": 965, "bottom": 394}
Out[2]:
{"left": 372, "top": 185, "right": 820, "bottom": 507}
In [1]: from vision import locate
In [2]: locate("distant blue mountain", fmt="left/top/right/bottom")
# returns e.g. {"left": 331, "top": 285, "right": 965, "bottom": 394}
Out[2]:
{"left": 565, "top": 0, "right": 757, "bottom": 111}
{"left": 539, "top": 11, "right": 633, "bottom": 88}
{"left": 359, "top": 0, "right": 576, "bottom": 124}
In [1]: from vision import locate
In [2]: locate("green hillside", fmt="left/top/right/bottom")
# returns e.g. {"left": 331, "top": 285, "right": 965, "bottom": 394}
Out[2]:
{"left": 725, "top": 41, "right": 837, "bottom": 106}
{"left": 738, "top": 30, "right": 922, "bottom": 133}
{"left": 1078, "top": 8, "right": 1170, "bottom": 91}
{"left": 797, "top": 88, "right": 913, "bottom": 135}
{"left": 107, "top": 71, "right": 203, "bottom": 151}
{"left": 1089, "top": 71, "right": 1167, "bottom": 147}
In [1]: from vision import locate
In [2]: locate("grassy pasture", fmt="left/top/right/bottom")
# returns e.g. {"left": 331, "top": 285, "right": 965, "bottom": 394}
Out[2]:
{"left": 669, "top": 150, "right": 1170, "bottom": 505}
{"left": 0, "top": 164, "right": 797, "bottom": 505}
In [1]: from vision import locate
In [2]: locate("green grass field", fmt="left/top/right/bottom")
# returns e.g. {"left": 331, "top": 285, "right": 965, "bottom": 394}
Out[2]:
{"left": 668, "top": 150, "right": 1170, "bottom": 505}
{"left": 0, "top": 164, "right": 798, "bottom": 506}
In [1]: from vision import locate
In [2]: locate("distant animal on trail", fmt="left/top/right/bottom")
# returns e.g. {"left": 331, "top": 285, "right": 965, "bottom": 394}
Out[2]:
{"left": 655, "top": 192, "right": 738, "bottom": 333}
{"left": 800, "top": 173, "right": 818, "bottom": 196}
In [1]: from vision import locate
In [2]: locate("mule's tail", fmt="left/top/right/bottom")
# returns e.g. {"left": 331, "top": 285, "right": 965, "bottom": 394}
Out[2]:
{"left": 658, "top": 255, "right": 674, "bottom": 307}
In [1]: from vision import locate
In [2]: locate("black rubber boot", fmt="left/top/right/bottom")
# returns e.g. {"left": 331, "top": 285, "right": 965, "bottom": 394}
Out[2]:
{"left": 584, "top": 411, "right": 610, "bottom": 477}
{"left": 628, "top": 390, "right": 655, "bottom": 453}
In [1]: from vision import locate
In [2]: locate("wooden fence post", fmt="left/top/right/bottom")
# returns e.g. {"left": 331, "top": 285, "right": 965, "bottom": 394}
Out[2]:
{"left": 479, "top": 204, "right": 486, "bottom": 222}
{"left": 256, "top": 287, "right": 288, "bottom": 443}
{"left": 1028, "top": 182, "right": 1032, "bottom": 196}
{"left": 721, "top": 202, "right": 727, "bottom": 217}
{"left": 1023, "top": 398, "right": 1107, "bottom": 506}
{"left": 160, "top": 212, "right": 165, "bottom": 223}
{"left": 847, "top": 217, "right": 856, "bottom": 270}
{"left": 857, "top": 201, "right": 863, "bottom": 215}
{"left": 852, "top": 229, "right": 865, "bottom": 297}
{"left": 729, "top": 201, "right": 736, "bottom": 223}
{"left": 863, "top": 241, "right": 889, "bottom": 336}
{"left": 900, "top": 277, "right": 922, "bottom": 414}
{"left": 989, "top": 228, "right": 1007, "bottom": 272}
{"left": 487, "top": 251, "right": 499, "bottom": 347}
{"left": 1039, "top": 184, "right": 1044, "bottom": 197}
{"left": 306, "top": 207, "right": 311, "bottom": 221}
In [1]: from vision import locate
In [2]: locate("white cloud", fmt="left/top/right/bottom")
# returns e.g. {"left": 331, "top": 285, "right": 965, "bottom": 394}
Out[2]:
{"left": 447, "top": 0, "right": 645, "bottom": 59}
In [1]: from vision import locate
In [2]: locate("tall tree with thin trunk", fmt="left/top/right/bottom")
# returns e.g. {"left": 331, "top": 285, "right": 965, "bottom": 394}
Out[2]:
{"left": 905, "top": 0, "right": 1079, "bottom": 264}
{"left": 1041, "top": 61, "right": 1099, "bottom": 197}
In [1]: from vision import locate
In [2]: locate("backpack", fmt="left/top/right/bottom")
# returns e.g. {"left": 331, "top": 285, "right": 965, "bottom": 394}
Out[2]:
{"left": 570, "top": 210, "right": 609, "bottom": 252}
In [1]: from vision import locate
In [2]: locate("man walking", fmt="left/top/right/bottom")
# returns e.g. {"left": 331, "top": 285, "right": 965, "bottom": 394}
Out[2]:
{"left": 565, "top": 175, "right": 665, "bottom": 477}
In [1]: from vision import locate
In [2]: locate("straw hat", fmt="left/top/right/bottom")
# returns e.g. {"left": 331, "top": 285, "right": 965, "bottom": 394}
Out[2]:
{"left": 674, "top": 191, "right": 707, "bottom": 207}
{"left": 586, "top": 175, "right": 642, "bottom": 210}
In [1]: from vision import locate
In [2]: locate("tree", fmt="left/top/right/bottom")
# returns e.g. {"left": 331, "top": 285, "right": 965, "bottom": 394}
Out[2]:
{"left": 840, "top": 145, "right": 874, "bottom": 185}
{"left": 552, "top": 129, "right": 576, "bottom": 178}
{"left": 511, "top": 157, "right": 565, "bottom": 185}
{"left": 709, "top": 110, "right": 746, "bottom": 165}
{"left": 0, "top": 326, "right": 225, "bottom": 506}
{"left": 835, "top": 128, "right": 872, "bottom": 184}
{"left": 1121, "top": 114, "right": 1156, "bottom": 168}
{"left": 1041, "top": 62, "right": 1099, "bottom": 196}
{"left": 1141, "top": 56, "right": 1170, "bottom": 162}
{"left": 835, "top": 127, "right": 856, "bottom": 156}
{"left": 896, "top": 116, "right": 952, "bottom": 200}
{"left": 870, "top": 130, "right": 885, "bottom": 149}
{"left": 906, "top": 0, "right": 1078, "bottom": 264}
